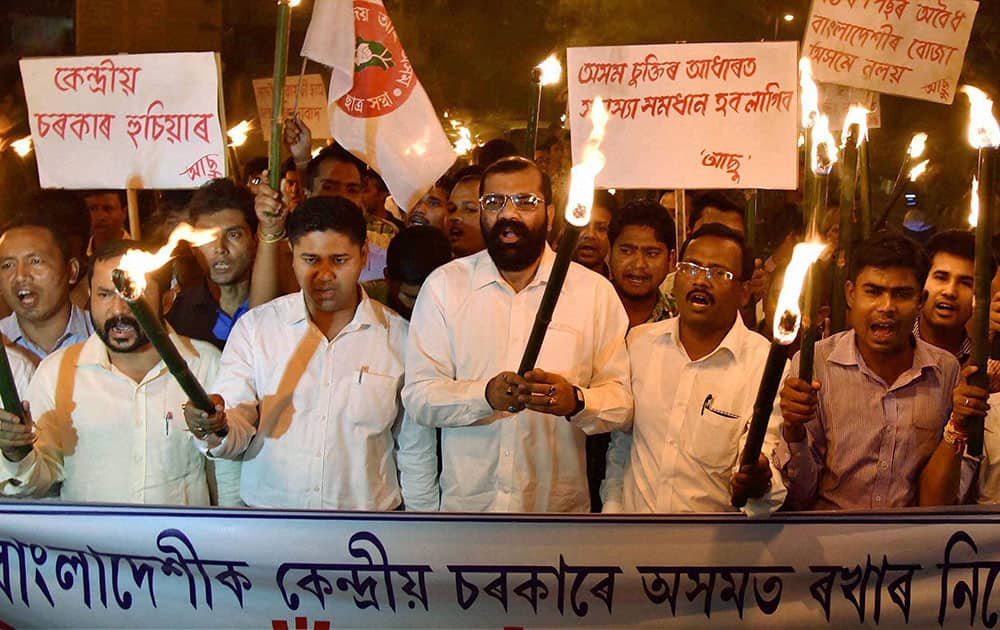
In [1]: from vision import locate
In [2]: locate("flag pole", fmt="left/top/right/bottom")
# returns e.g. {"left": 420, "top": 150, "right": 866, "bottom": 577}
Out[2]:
{"left": 268, "top": 0, "right": 295, "bottom": 191}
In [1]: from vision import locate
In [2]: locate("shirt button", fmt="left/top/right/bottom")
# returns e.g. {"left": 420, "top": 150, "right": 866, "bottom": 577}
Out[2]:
{"left": 504, "top": 449, "right": 511, "bottom": 457}
{"left": 874, "top": 496, "right": 882, "bottom": 503}
{"left": 879, "top": 461, "right": 888, "bottom": 470}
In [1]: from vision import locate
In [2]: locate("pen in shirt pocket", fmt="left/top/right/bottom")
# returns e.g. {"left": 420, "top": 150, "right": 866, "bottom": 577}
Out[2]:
{"left": 358, "top": 365, "right": 369, "bottom": 383}
{"left": 165, "top": 411, "right": 173, "bottom": 436}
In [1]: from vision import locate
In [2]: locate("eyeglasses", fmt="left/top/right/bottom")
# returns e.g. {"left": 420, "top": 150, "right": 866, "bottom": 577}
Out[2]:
{"left": 479, "top": 193, "right": 545, "bottom": 214}
{"left": 676, "top": 261, "right": 737, "bottom": 282}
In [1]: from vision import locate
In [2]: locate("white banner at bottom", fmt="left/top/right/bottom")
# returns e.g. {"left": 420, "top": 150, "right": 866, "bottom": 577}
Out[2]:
{"left": 0, "top": 503, "right": 998, "bottom": 628}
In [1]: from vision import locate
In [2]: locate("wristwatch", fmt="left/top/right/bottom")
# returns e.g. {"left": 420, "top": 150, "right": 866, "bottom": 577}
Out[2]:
{"left": 566, "top": 386, "right": 585, "bottom": 420}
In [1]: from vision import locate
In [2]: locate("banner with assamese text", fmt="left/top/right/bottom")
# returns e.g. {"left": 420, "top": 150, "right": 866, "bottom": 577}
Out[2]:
{"left": 19, "top": 52, "right": 226, "bottom": 190}
{"left": 0, "top": 503, "right": 999, "bottom": 628}
{"left": 567, "top": 41, "right": 799, "bottom": 191}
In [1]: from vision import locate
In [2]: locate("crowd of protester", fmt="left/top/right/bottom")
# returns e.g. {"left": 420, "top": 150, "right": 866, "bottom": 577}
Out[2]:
{"left": 0, "top": 81, "right": 997, "bottom": 514}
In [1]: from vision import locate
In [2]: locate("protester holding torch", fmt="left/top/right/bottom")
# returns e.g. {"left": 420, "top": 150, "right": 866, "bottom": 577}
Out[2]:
{"left": 0, "top": 240, "right": 238, "bottom": 505}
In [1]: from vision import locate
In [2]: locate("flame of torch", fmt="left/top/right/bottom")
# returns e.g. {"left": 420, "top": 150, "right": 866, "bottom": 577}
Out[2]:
{"left": 227, "top": 120, "right": 251, "bottom": 148}
{"left": 536, "top": 55, "right": 562, "bottom": 86}
{"left": 908, "top": 159, "right": 929, "bottom": 182}
{"left": 116, "top": 224, "right": 219, "bottom": 299}
{"left": 453, "top": 126, "right": 474, "bottom": 156}
{"left": 840, "top": 105, "right": 869, "bottom": 149}
{"left": 969, "top": 176, "right": 980, "bottom": 227}
{"left": 908, "top": 132, "right": 928, "bottom": 159}
{"left": 799, "top": 58, "right": 819, "bottom": 129}
{"left": 11, "top": 137, "right": 32, "bottom": 157}
{"left": 564, "top": 96, "right": 609, "bottom": 228}
{"left": 962, "top": 86, "right": 1000, "bottom": 149}
{"left": 811, "top": 114, "right": 839, "bottom": 176}
{"left": 773, "top": 242, "right": 828, "bottom": 344}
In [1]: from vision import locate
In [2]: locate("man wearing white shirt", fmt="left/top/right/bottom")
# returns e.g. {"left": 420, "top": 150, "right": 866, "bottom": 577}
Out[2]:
{"left": 602, "top": 224, "right": 785, "bottom": 515}
{"left": 0, "top": 241, "right": 235, "bottom": 505}
{"left": 186, "top": 197, "right": 439, "bottom": 511}
{"left": 403, "top": 156, "right": 632, "bottom": 513}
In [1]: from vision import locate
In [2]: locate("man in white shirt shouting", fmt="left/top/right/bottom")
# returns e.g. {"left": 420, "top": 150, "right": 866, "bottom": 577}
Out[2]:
{"left": 602, "top": 224, "right": 785, "bottom": 516}
{"left": 403, "top": 156, "right": 632, "bottom": 513}
{"left": 186, "top": 197, "right": 439, "bottom": 511}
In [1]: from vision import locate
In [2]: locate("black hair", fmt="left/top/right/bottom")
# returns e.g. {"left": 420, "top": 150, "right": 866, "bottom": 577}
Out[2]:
{"left": 479, "top": 156, "right": 553, "bottom": 205}
{"left": 365, "top": 168, "right": 388, "bottom": 192}
{"left": 849, "top": 231, "right": 930, "bottom": 286}
{"left": 242, "top": 156, "right": 269, "bottom": 183}
{"left": 593, "top": 190, "right": 619, "bottom": 215}
{"left": 305, "top": 143, "right": 366, "bottom": 192}
{"left": 187, "top": 178, "right": 259, "bottom": 234}
{"left": 678, "top": 223, "right": 753, "bottom": 280}
{"left": 926, "top": 228, "right": 996, "bottom": 282}
{"left": 88, "top": 239, "right": 171, "bottom": 294}
{"left": 476, "top": 138, "right": 519, "bottom": 169}
{"left": 386, "top": 225, "right": 452, "bottom": 285}
{"left": 450, "top": 165, "right": 483, "bottom": 192}
{"left": 688, "top": 191, "right": 744, "bottom": 230}
{"left": 287, "top": 196, "right": 367, "bottom": 247}
{"left": 608, "top": 200, "right": 676, "bottom": 252}
{"left": 1, "top": 213, "right": 73, "bottom": 263}
{"left": 281, "top": 156, "right": 298, "bottom": 178}
{"left": 81, "top": 189, "right": 126, "bottom": 208}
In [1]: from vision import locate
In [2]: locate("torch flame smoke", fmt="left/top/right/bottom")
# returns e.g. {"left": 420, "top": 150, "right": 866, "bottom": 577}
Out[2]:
{"left": 961, "top": 86, "right": 1000, "bottom": 149}
{"left": 799, "top": 58, "right": 819, "bottom": 129}
{"left": 536, "top": 55, "right": 562, "bottom": 86}
{"left": 564, "top": 96, "right": 609, "bottom": 227}
{"left": 907, "top": 132, "right": 928, "bottom": 159}
{"left": 908, "top": 159, "right": 929, "bottom": 182}
{"left": 117, "top": 224, "right": 220, "bottom": 299}
{"left": 811, "top": 114, "right": 838, "bottom": 175}
{"left": 840, "top": 105, "right": 869, "bottom": 149}
{"left": 969, "top": 177, "right": 980, "bottom": 227}
{"left": 773, "top": 242, "right": 827, "bottom": 344}
{"left": 227, "top": 120, "right": 251, "bottom": 148}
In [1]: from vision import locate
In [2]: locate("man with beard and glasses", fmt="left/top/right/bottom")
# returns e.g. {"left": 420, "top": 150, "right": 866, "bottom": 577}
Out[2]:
{"left": 167, "top": 179, "right": 257, "bottom": 350}
{"left": 184, "top": 198, "right": 439, "bottom": 510}
{"left": 0, "top": 207, "right": 94, "bottom": 362}
{"left": 403, "top": 156, "right": 632, "bottom": 512}
{"left": 0, "top": 241, "right": 238, "bottom": 505}
{"left": 602, "top": 224, "right": 785, "bottom": 515}
{"left": 775, "top": 233, "right": 962, "bottom": 510}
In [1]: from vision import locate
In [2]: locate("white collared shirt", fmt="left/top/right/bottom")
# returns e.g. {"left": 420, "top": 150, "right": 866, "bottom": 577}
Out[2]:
{"left": 0, "top": 332, "right": 231, "bottom": 505}
{"left": 602, "top": 316, "right": 786, "bottom": 516}
{"left": 206, "top": 290, "right": 439, "bottom": 511}
{"left": 402, "top": 246, "right": 633, "bottom": 513}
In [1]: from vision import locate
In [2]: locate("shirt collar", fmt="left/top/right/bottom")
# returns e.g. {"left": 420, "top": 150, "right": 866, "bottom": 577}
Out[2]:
{"left": 283, "top": 287, "right": 390, "bottom": 332}
{"left": 661, "top": 314, "right": 747, "bottom": 362}
{"left": 471, "top": 245, "right": 557, "bottom": 292}
{"left": 827, "top": 329, "right": 942, "bottom": 383}
{"left": 7, "top": 304, "right": 92, "bottom": 346}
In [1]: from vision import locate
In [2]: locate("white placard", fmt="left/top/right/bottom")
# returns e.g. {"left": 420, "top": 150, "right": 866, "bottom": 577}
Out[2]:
{"left": 252, "top": 74, "right": 332, "bottom": 141}
{"left": 803, "top": 0, "right": 979, "bottom": 104}
{"left": 567, "top": 42, "right": 799, "bottom": 190}
{"left": 19, "top": 52, "right": 226, "bottom": 189}
{"left": 820, "top": 82, "right": 883, "bottom": 130}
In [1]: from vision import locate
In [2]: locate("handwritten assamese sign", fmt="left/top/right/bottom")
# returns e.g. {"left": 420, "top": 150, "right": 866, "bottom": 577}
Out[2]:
{"left": 0, "top": 502, "right": 998, "bottom": 628}
{"left": 803, "top": 0, "right": 979, "bottom": 104}
{"left": 253, "top": 74, "right": 332, "bottom": 141}
{"left": 567, "top": 41, "right": 799, "bottom": 191}
{"left": 19, "top": 52, "right": 227, "bottom": 190}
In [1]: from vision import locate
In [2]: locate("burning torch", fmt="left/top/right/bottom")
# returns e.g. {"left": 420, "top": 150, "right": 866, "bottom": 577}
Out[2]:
{"left": 518, "top": 96, "right": 609, "bottom": 375}
{"left": 875, "top": 132, "right": 928, "bottom": 230}
{"left": 525, "top": 54, "right": 562, "bottom": 159}
{"left": 832, "top": 105, "right": 869, "bottom": 333}
{"left": 227, "top": 120, "right": 251, "bottom": 182}
{"left": 962, "top": 85, "right": 999, "bottom": 457}
{"left": 733, "top": 242, "right": 827, "bottom": 508}
{"left": 111, "top": 226, "right": 226, "bottom": 433}
{"left": 799, "top": 59, "right": 819, "bottom": 216}
{"left": 799, "top": 114, "right": 838, "bottom": 385}
{"left": 268, "top": 0, "right": 300, "bottom": 191}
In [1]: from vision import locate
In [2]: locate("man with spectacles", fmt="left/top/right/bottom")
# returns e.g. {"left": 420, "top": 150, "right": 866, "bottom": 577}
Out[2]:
{"left": 403, "top": 156, "right": 632, "bottom": 513}
{"left": 602, "top": 223, "right": 785, "bottom": 515}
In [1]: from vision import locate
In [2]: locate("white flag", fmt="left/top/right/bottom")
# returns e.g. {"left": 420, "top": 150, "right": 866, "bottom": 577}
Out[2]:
{"left": 301, "top": 0, "right": 455, "bottom": 211}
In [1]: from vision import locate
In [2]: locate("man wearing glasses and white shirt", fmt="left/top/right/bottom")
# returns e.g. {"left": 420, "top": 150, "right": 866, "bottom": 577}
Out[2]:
{"left": 602, "top": 224, "right": 785, "bottom": 515}
{"left": 403, "top": 156, "right": 632, "bottom": 513}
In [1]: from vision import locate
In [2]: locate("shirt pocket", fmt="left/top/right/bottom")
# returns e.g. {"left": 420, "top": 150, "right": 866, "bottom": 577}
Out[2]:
{"left": 344, "top": 370, "right": 400, "bottom": 435}
{"left": 688, "top": 403, "right": 743, "bottom": 470}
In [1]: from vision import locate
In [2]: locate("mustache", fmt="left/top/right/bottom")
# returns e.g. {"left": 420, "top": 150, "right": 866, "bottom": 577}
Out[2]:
{"left": 103, "top": 315, "right": 142, "bottom": 336}
{"left": 487, "top": 218, "right": 531, "bottom": 243}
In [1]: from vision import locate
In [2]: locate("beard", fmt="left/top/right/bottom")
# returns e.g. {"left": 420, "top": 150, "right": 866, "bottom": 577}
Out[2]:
{"left": 483, "top": 218, "right": 548, "bottom": 272}
{"left": 93, "top": 314, "right": 150, "bottom": 353}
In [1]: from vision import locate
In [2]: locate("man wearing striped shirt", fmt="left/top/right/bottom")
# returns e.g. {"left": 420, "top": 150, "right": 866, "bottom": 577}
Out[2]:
{"left": 775, "top": 233, "right": 961, "bottom": 510}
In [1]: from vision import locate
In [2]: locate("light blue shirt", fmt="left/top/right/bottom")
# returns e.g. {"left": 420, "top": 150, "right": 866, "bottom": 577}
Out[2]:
{"left": 0, "top": 304, "right": 94, "bottom": 361}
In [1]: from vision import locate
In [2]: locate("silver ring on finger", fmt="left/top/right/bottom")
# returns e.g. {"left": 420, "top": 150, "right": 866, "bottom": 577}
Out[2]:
{"left": 547, "top": 395, "right": 554, "bottom": 407}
